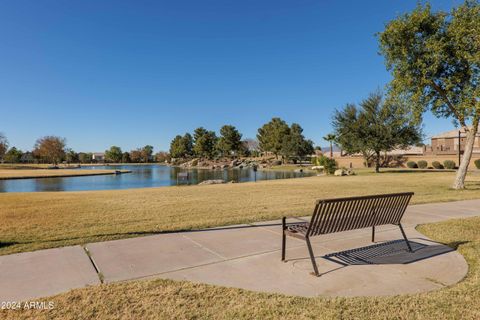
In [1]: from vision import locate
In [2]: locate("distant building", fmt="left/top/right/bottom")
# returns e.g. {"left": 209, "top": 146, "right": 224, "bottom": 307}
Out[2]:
{"left": 426, "top": 127, "right": 480, "bottom": 155}
{"left": 92, "top": 152, "right": 105, "bottom": 162}
{"left": 388, "top": 145, "right": 425, "bottom": 156}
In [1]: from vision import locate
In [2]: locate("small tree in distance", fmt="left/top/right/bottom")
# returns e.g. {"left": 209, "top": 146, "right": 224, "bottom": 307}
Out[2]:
{"left": 281, "top": 123, "right": 314, "bottom": 163}
{"left": 105, "top": 146, "right": 123, "bottom": 163}
{"left": 4, "top": 147, "right": 22, "bottom": 163}
{"left": 257, "top": 118, "right": 290, "bottom": 159}
{"left": 323, "top": 134, "right": 336, "bottom": 158}
{"left": 33, "top": 136, "right": 66, "bottom": 165}
{"left": 217, "top": 125, "right": 242, "bottom": 158}
{"left": 193, "top": 127, "right": 217, "bottom": 159}
{"left": 332, "top": 92, "right": 422, "bottom": 173}
{"left": 0, "top": 133, "right": 8, "bottom": 162}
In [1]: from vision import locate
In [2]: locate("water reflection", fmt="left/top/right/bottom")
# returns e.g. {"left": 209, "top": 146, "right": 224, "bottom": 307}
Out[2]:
{"left": 0, "top": 165, "right": 314, "bottom": 193}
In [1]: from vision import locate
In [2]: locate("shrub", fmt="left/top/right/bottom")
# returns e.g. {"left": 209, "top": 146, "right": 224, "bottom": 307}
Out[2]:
{"left": 406, "top": 161, "right": 418, "bottom": 168}
{"left": 475, "top": 159, "right": 480, "bottom": 169}
{"left": 432, "top": 161, "right": 444, "bottom": 169}
{"left": 443, "top": 160, "right": 456, "bottom": 169}
{"left": 312, "top": 156, "right": 337, "bottom": 174}
{"left": 417, "top": 160, "right": 428, "bottom": 169}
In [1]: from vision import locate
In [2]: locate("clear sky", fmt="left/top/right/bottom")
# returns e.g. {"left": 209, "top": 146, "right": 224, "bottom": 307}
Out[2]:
{"left": 0, "top": 0, "right": 463, "bottom": 152}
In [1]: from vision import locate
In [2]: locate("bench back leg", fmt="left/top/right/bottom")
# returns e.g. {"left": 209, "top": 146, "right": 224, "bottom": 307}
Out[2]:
{"left": 398, "top": 223, "right": 413, "bottom": 252}
{"left": 281, "top": 217, "right": 286, "bottom": 261}
{"left": 306, "top": 237, "right": 320, "bottom": 276}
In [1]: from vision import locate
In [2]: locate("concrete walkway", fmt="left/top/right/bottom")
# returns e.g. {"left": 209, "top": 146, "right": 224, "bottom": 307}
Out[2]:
{"left": 1, "top": 199, "right": 480, "bottom": 302}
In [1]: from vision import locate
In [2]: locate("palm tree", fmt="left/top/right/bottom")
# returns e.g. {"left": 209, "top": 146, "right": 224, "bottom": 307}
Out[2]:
{"left": 323, "top": 134, "right": 336, "bottom": 158}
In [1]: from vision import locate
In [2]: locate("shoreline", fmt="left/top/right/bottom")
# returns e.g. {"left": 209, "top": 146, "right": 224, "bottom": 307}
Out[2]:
{"left": 0, "top": 169, "right": 131, "bottom": 180}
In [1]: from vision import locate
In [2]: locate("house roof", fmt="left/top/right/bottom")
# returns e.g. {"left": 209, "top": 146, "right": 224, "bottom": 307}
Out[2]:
{"left": 430, "top": 126, "right": 480, "bottom": 139}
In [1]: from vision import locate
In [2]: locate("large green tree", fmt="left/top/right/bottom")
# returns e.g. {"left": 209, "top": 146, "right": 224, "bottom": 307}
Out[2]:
{"left": 378, "top": 1, "right": 480, "bottom": 189}
{"left": 257, "top": 118, "right": 290, "bottom": 158}
{"left": 333, "top": 92, "right": 422, "bottom": 173}
{"left": 217, "top": 125, "right": 243, "bottom": 157}
{"left": 281, "top": 123, "right": 314, "bottom": 162}
{"left": 193, "top": 127, "right": 217, "bottom": 159}
{"left": 105, "top": 146, "right": 123, "bottom": 163}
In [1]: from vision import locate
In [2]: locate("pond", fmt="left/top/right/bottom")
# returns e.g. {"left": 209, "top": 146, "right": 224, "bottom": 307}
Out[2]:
{"left": 0, "top": 165, "right": 315, "bottom": 193}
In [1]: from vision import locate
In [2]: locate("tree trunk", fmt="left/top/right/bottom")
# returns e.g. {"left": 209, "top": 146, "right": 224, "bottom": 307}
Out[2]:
{"left": 452, "top": 124, "right": 478, "bottom": 189}
{"left": 375, "top": 151, "right": 381, "bottom": 173}
{"left": 330, "top": 142, "right": 333, "bottom": 158}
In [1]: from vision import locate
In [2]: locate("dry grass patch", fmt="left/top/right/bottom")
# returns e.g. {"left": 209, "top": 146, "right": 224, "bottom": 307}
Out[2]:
{"left": 1, "top": 217, "right": 479, "bottom": 320}
{"left": 2, "top": 171, "right": 480, "bottom": 255}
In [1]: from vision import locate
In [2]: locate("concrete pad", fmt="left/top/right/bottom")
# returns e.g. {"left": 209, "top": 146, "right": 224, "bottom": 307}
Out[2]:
{"left": 0, "top": 246, "right": 99, "bottom": 302}
{"left": 159, "top": 231, "right": 467, "bottom": 297}
{"left": 87, "top": 233, "right": 223, "bottom": 282}
{"left": 183, "top": 226, "right": 292, "bottom": 259}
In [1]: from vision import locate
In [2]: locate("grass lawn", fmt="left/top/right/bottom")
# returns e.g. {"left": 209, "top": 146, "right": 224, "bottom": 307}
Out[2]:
{"left": 1, "top": 217, "right": 479, "bottom": 319}
{"left": 2, "top": 171, "right": 480, "bottom": 256}
{"left": 0, "top": 169, "right": 129, "bottom": 180}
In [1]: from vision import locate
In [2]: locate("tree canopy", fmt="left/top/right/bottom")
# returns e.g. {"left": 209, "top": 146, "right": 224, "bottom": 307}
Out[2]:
{"left": 217, "top": 125, "right": 243, "bottom": 157}
{"left": 4, "top": 147, "right": 22, "bottom": 163}
{"left": 33, "top": 136, "right": 66, "bottom": 165}
{"left": 257, "top": 118, "right": 291, "bottom": 158}
{"left": 193, "top": 127, "right": 218, "bottom": 159}
{"left": 378, "top": 0, "right": 480, "bottom": 188}
{"left": 141, "top": 145, "right": 154, "bottom": 162}
{"left": 105, "top": 146, "right": 123, "bottom": 163}
{"left": 333, "top": 92, "right": 423, "bottom": 172}
{"left": 258, "top": 118, "right": 314, "bottom": 161}
{"left": 281, "top": 123, "right": 314, "bottom": 162}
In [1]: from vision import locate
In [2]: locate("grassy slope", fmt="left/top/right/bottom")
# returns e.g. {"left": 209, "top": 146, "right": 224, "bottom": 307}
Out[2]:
{"left": 2, "top": 171, "right": 480, "bottom": 255}
{"left": 2, "top": 217, "right": 479, "bottom": 320}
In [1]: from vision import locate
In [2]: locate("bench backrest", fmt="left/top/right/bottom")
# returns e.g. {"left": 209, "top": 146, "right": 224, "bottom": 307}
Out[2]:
{"left": 307, "top": 192, "right": 413, "bottom": 237}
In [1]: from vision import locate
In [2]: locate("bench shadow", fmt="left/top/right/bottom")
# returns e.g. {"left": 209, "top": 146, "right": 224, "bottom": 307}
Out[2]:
{"left": 323, "top": 239, "right": 454, "bottom": 266}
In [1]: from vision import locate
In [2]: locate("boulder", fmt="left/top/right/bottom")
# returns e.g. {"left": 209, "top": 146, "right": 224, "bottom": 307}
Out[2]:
{"left": 334, "top": 169, "right": 346, "bottom": 176}
{"left": 230, "top": 159, "right": 240, "bottom": 167}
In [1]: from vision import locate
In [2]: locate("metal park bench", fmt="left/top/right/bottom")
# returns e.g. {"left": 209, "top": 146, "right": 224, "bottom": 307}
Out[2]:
{"left": 282, "top": 192, "right": 414, "bottom": 276}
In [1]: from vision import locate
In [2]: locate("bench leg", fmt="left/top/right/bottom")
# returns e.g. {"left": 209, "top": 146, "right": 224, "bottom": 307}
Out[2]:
{"left": 372, "top": 226, "right": 375, "bottom": 242}
{"left": 306, "top": 237, "right": 320, "bottom": 277}
{"left": 281, "top": 217, "right": 286, "bottom": 261}
{"left": 398, "top": 223, "right": 413, "bottom": 252}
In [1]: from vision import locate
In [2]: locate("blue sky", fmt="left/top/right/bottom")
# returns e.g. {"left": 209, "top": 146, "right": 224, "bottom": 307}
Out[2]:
{"left": 0, "top": 0, "right": 462, "bottom": 152}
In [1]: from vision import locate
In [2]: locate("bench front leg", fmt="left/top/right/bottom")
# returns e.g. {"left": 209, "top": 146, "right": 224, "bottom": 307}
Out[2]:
{"left": 306, "top": 236, "right": 320, "bottom": 277}
{"left": 398, "top": 223, "right": 413, "bottom": 252}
